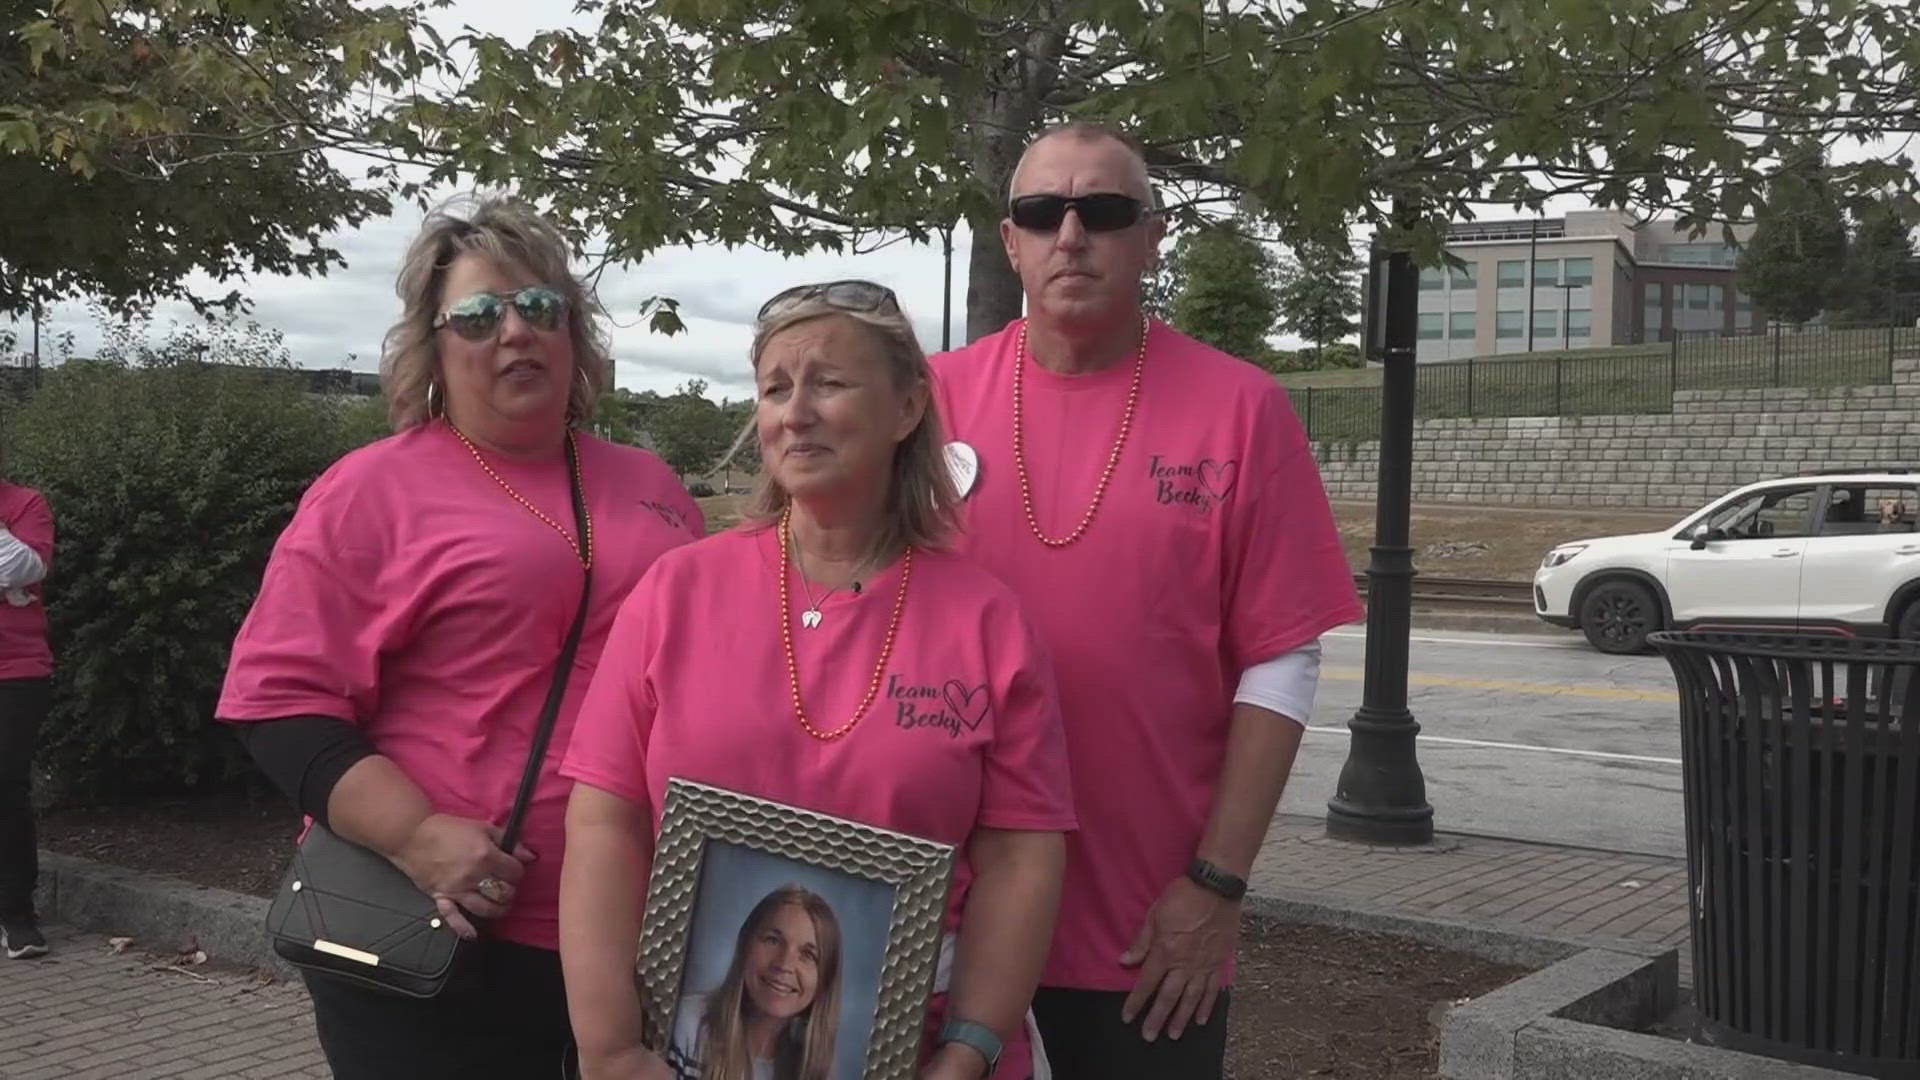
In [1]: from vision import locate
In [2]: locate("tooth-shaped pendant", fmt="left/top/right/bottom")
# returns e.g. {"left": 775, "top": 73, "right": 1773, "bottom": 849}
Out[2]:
{"left": 801, "top": 609, "right": 823, "bottom": 629}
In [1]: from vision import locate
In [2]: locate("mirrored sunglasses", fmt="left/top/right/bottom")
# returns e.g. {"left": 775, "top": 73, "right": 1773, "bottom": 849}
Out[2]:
{"left": 1008, "top": 193, "right": 1150, "bottom": 233}
{"left": 757, "top": 279, "right": 900, "bottom": 323}
{"left": 432, "top": 287, "right": 569, "bottom": 341}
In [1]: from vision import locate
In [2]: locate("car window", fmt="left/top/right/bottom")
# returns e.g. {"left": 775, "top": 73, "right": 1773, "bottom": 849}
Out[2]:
{"left": 1704, "top": 487, "right": 1817, "bottom": 540}
{"left": 1817, "top": 485, "right": 1918, "bottom": 535}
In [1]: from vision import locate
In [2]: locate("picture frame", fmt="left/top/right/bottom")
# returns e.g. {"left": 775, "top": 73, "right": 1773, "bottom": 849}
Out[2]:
{"left": 636, "top": 778, "right": 957, "bottom": 1080}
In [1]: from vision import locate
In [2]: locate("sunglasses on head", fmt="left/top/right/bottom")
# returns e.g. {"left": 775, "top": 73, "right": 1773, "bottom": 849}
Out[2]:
{"left": 1008, "top": 193, "right": 1151, "bottom": 233}
{"left": 757, "top": 279, "right": 901, "bottom": 323}
{"left": 432, "top": 287, "right": 569, "bottom": 341}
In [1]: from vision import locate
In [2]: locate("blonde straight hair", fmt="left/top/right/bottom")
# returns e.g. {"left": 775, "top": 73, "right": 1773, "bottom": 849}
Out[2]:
{"left": 738, "top": 299, "right": 961, "bottom": 562}
{"left": 697, "top": 887, "right": 843, "bottom": 1080}
{"left": 379, "top": 194, "right": 612, "bottom": 430}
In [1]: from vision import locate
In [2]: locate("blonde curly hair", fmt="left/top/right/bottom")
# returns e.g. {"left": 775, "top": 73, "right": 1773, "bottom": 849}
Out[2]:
{"left": 379, "top": 194, "right": 611, "bottom": 430}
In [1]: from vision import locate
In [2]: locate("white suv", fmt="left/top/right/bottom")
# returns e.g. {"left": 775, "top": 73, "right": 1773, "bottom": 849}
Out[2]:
{"left": 1535, "top": 472, "right": 1920, "bottom": 653}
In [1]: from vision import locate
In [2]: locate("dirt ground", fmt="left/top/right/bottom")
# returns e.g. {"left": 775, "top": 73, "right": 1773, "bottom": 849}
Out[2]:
{"left": 39, "top": 797, "right": 1529, "bottom": 1079}
{"left": 699, "top": 493, "right": 1680, "bottom": 583}
{"left": 1333, "top": 500, "right": 1681, "bottom": 582}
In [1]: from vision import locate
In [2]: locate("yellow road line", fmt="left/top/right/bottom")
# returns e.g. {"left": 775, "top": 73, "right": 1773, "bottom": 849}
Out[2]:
{"left": 1322, "top": 666, "right": 1677, "bottom": 703}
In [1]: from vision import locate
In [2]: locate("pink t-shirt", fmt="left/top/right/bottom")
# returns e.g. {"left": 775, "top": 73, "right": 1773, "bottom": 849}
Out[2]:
{"left": 217, "top": 421, "right": 703, "bottom": 950}
{"left": 0, "top": 482, "right": 53, "bottom": 681}
{"left": 561, "top": 525, "right": 1076, "bottom": 1078}
{"left": 931, "top": 318, "right": 1365, "bottom": 992}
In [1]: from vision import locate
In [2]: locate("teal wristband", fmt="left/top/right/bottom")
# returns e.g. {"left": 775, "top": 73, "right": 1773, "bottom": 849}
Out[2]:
{"left": 937, "top": 1018, "right": 1003, "bottom": 1074}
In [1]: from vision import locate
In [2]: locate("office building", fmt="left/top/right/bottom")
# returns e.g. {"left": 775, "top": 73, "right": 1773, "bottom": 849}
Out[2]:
{"left": 1414, "top": 210, "right": 1759, "bottom": 362}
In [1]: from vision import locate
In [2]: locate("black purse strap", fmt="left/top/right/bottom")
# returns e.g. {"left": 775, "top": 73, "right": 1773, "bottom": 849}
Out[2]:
{"left": 500, "top": 433, "right": 592, "bottom": 852}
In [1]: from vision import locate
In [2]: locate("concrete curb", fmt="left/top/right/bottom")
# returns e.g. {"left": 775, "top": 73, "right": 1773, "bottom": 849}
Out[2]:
{"left": 1407, "top": 611, "right": 1576, "bottom": 638}
{"left": 34, "top": 850, "right": 291, "bottom": 978}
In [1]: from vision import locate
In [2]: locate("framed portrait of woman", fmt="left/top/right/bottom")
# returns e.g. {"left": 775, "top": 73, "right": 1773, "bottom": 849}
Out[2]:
{"left": 637, "top": 780, "right": 956, "bottom": 1080}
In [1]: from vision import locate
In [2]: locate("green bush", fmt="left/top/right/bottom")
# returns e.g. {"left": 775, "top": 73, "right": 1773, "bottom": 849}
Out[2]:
{"left": 6, "top": 316, "right": 382, "bottom": 798}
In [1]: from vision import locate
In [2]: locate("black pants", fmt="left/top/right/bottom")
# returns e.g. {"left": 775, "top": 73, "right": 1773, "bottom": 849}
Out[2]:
{"left": 303, "top": 937, "right": 574, "bottom": 1080}
{"left": 1033, "top": 986, "right": 1232, "bottom": 1080}
{"left": 0, "top": 677, "right": 50, "bottom": 922}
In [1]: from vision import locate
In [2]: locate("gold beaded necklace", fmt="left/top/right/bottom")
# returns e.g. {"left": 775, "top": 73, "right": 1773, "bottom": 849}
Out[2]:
{"left": 1011, "top": 316, "right": 1148, "bottom": 548}
{"left": 447, "top": 424, "right": 593, "bottom": 570}
{"left": 778, "top": 509, "right": 911, "bottom": 741}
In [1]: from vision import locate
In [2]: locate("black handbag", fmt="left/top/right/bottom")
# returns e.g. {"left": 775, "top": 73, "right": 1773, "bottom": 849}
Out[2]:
{"left": 264, "top": 436, "right": 593, "bottom": 999}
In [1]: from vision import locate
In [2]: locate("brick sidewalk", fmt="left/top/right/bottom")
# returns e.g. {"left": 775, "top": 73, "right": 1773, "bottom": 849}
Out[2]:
{"left": 1253, "top": 814, "right": 1692, "bottom": 972}
{"left": 1, "top": 820, "right": 1693, "bottom": 1078}
{"left": 0, "top": 926, "right": 327, "bottom": 1079}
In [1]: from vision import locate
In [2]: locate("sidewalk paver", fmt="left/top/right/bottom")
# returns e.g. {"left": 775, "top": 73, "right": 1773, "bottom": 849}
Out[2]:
{"left": 0, "top": 926, "right": 328, "bottom": 1080}
{"left": 2, "top": 819, "right": 1695, "bottom": 1077}
{"left": 1252, "top": 814, "right": 1691, "bottom": 976}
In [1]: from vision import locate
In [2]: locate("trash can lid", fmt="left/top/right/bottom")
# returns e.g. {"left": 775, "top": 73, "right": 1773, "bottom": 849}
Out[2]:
{"left": 1647, "top": 630, "right": 1920, "bottom": 665}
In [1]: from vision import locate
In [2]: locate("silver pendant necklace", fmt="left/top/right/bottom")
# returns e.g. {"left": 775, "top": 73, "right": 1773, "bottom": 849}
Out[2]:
{"left": 790, "top": 533, "right": 862, "bottom": 629}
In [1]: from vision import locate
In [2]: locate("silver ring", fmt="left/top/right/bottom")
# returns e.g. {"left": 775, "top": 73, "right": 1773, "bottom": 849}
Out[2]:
{"left": 475, "top": 876, "right": 508, "bottom": 902}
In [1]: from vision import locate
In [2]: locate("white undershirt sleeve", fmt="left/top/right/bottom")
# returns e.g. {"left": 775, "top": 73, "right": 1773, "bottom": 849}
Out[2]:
{"left": 0, "top": 527, "right": 47, "bottom": 590}
{"left": 1232, "top": 639, "right": 1323, "bottom": 727}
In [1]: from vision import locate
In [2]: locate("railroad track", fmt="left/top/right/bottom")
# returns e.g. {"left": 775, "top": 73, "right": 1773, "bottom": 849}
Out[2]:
{"left": 1351, "top": 573, "right": 1534, "bottom": 609}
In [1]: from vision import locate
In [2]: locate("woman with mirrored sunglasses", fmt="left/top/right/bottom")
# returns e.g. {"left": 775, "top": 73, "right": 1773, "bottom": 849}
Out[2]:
{"left": 215, "top": 195, "right": 706, "bottom": 1080}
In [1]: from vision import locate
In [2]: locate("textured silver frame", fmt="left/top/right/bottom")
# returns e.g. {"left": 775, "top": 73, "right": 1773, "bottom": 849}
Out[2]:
{"left": 637, "top": 779, "right": 957, "bottom": 1079}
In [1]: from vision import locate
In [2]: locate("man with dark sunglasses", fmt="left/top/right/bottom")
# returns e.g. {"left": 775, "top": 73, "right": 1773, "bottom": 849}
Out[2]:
{"left": 930, "top": 121, "right": 1363, "bottom": 1080}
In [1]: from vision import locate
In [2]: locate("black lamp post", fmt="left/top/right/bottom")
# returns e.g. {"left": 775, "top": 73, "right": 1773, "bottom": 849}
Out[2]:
{"left": 1326, "top": 227, "right": 1435, "bottom": 845}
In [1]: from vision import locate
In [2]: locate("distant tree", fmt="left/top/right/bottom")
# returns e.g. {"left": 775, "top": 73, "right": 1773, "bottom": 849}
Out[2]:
{"left": 647, "top": 379, "right": 731, "bottom": 478}
{"left": 1268, "top": 342, "right": 1363, "bottom": 373}
{"left": 1737, "top": 146, "right": 1850, "bottom": 324}
{"left": 1276, "top": 244, "right": 1362, "bottom": 366}
{"left": 1169, "top": 224, "right": 1280, "bottom": 360}
{"left": 1833, "top": 197, "right": 1920, "bottom": 324}
{"left": 1141, "top": 242, "right": 1187, "bottom": 319}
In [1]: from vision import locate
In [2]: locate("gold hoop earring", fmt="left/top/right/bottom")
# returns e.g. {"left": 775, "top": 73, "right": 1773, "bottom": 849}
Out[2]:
{"left": 426, "top": 379, "right": 442, "bottom": 419}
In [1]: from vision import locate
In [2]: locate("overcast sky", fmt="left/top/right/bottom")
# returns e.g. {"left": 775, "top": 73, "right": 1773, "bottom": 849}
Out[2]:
{"left": 5, "top": 2, "right": 1912, "bottom": 403}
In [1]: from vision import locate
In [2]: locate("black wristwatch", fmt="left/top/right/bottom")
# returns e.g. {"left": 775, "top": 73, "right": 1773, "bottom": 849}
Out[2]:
{"left": 938, "top": 1019, "right": 1003, "bottom": 1075}
{"left": 1187, "top": 858, "right": 1248, "bottom": 901}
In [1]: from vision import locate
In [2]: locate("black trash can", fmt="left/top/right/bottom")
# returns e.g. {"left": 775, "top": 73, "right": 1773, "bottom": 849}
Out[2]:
{"left": 1649, "top": 631, "right": 1920, "bottom": 1078}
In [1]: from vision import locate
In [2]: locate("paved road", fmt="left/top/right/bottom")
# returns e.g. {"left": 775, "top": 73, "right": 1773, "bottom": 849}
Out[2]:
{"left": 1282, "top": 625, "right": 1688, "bottom": 858}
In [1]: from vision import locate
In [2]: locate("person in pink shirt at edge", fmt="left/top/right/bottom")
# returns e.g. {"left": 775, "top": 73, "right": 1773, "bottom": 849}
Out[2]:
{"left": 0, "top": 474, "right": 54, "bottom": 961}
{"left": 928, "top": 121, "right": 1366, "bottom": 1080}
{"left": 559, "top": 282, "right": 1076, "bottom": 1080}
{"left": 215, "top": 196, "right": 703, "bottom": 1080}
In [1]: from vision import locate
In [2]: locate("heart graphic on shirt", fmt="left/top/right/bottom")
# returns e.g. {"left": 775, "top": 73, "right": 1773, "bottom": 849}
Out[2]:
{"left": 1198, "top": 459, "right": 1239, "bottom": 500}
{"left": 942, "top": 681, "right": 991, "bottom": 731}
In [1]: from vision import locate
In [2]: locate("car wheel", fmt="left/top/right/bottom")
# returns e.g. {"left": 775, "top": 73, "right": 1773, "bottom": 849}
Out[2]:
{"left": 1897, "top": 601, "right": 1920, "bottom": 641}
{"left": 1580, "top": 580, "right": 1661, "bottom": 654}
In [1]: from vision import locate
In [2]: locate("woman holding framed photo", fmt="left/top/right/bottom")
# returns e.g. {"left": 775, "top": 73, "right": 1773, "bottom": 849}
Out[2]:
{"left": 559, "top": 282, "right": 1075, "bottom": 1080}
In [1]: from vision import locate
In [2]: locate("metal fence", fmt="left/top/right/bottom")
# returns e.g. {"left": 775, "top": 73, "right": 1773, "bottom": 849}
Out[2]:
{"left": 1290, "top": 321, "right": 1920, "bottom": 442}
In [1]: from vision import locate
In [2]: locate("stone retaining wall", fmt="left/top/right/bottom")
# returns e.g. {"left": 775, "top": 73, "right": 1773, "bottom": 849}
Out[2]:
{"left": 1312, "top": 357, "right": 1920, "bottom": 511}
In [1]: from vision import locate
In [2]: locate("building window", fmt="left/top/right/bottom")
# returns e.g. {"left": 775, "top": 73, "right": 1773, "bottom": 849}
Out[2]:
{"left": 1687, "top": 284, "right": 1711, "bottom": 310}
{"left": 1662, "top": 242, "right": 1739, "bottom": 267}
{"left": 1533, "top": 259, "right": 1560, "bottom": 286}
{"left": 1497, "top": 260, "right": 1526, "bottom": 288}
{"left": 1418, "top": 312, "right": 1445, "bottom": 339}
{"left": 1562, "top": 257, "right": 1594, "bottom": 287}
{"left": 1449, "top": 263, "right": 1476, "bottom": 289}
{"left": 1567, "top": 309, "right": 1592, "bottom": 339}
{"left": 1419, "top": 267, "right": 1445, "bottom": 291}
{"left": 1496, "top": 310, "right": 1524, "bottom": 338}
{"left": 1449, "top": 311, "right": 1476, "bottom": 339}
{"left": 1532, "top": 309, "right": 1560, "bottom": 339}
{"left": 1709, "top": 286, "right": 1724, "bottom": 313}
